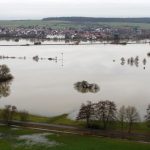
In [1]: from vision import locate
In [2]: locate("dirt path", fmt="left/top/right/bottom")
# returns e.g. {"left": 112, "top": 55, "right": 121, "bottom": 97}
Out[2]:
{"left": 0, "top": 120, "right": 150, "bottom": 143}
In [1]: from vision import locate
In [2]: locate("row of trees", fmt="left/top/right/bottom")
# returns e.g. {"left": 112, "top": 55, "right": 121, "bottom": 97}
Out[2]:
{"left": 43, "top": 17, "right": 150, "bottom": 23}
{"left": 0, "top": 105, "right": 29, "bottom": 125}
{"left": 77, "top": 101, "right": 150, "bottom": 133}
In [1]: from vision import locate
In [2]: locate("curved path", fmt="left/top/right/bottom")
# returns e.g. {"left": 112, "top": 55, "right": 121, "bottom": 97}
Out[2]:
{"left": 0, "top": 120, "right": 150, "bottom": 143}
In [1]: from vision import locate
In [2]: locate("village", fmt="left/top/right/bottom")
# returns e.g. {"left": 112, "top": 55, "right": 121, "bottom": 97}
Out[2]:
{"left": 0, "top": 25, "right": 150, "bottom": 42}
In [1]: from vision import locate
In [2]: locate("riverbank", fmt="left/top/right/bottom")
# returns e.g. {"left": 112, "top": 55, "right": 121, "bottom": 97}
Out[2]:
{"left": 16, "top": 113, "right": 150, "bottom": 134}
{"left": 0, "top": 42, "right": 149, "bottom": 46}
{"left": 1, "top": 120, "right": 150, "bottom": 143}
{"left": 1, "top": 111, "right": 150, "bottom": 142}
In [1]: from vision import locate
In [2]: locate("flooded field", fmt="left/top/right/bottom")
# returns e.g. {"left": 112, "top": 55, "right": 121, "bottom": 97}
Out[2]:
{"left": 0, "top": 40, "right": 150, "bottom": 118}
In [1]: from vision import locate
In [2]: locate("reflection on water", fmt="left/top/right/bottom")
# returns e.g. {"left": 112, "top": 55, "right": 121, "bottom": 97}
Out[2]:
{"left": 0, "top": 43, "right": 150, "bottom": 118}
{"left": 0, "top": 64, "right": 13, "bottom": 99}
{"left": 0, "top": 54, "right": 63, "bottom": 66}
{"left": 0, "top": 81, "right": 12, "bottom": 98}
{"left": 147, "top": 52, "right": 150, "bottom": 57}
{"left": 74, "top": 81, "right": 100, "bottom": 94}
{"left": 0, "top": 55, "right": 26, "bottom": 60}
{"left": 119, "top": 56, "right": 148, "bottom": 69}
{"left": 32, "top": 55, "right": 57, "bottom": 62}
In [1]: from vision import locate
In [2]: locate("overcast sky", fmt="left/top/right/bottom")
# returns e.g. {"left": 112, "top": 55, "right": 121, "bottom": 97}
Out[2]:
{"left": 0, "top": 0, "right": 150, "bottom": 20}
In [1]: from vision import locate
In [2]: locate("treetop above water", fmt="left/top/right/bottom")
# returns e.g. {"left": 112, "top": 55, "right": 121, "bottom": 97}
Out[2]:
{"left": 0, "top": 64, "right": 13, "bottom": 83}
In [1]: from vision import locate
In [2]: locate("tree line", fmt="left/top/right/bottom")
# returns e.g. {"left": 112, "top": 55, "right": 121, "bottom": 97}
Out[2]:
{"left": 42, "top": 17, "right": 150, "bottom": 23}
{"left": 0, "top": 105, "right": 29, "bottom": 125}
{"left": 77, "top": 101, "right": 150, "bottom": 133}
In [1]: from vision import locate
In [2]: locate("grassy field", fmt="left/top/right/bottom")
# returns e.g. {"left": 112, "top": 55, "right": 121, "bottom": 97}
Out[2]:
{"left": 0, "top": 110, "right": 83, "bottom": 126}
{"left": 1, "top": 109, "right": 150, "bottom": 133}
{"left": 0, "top": 20, "right": 81, "bottom": 29}
{"left": 14, "top": 113, "right": 81, "bottom": 126}
{"left": 16, "top": 113, "right": 150, "bottom": 133}
{"left": 0, "top": 20, "right": 150, "bottom": 29}
{"left": 0, "top": 125, "right": 150, "bottom": 150}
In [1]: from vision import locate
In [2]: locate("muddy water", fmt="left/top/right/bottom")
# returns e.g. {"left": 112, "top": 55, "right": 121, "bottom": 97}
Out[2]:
{"left": 0, "top": 41, "right": 150, "bottom": 118}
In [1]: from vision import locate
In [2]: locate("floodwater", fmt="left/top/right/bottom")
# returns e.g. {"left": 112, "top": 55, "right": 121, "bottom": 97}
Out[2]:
{"left": 0, "top": 40, "right": 150, "bottom": 118}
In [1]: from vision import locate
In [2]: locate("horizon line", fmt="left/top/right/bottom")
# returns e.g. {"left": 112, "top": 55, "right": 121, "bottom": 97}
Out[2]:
{"left": 1, "top": 16, "right": 150, "bottom": 21}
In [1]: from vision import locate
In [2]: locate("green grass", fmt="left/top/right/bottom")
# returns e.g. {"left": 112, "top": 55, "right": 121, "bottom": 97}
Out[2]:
{"left": 109, "top": 122, "right": 150, "bottom": 133}
{"left": 47, "top": 114, "right": 82, "bottom": 126}
{"left": 0, "top": 125, "right": 150, "bottom": 150}
{"left": 0, "top": 20, "right": 150, "bottom": 29}
{"left": 23, "top": 114, "right": 49, "bottom": 123}
{"left": 0, "top": 110, "right": 49, "bottom": 123}
{"left": 21, "top": 113, "right": 83, "bottom": 127}
{"left": 0, "top": 110, "right": 82, "bottom": 127}
{"left": 0, "top": 20, "right": 80, "bottom": 29}
{"left": 0, "top": 125, "right": 38, "bottom": 136}
{"left": 1, "top": 109, "right": 150, "bottom": 132}
{"left": 97, "top": 22, "right": 150, "bottom": 29}
{"left": 17, "top": 113, "right": 81, "bottom": 126}
{"left": 47, "top": 134, "right": 150, "bottom": 150}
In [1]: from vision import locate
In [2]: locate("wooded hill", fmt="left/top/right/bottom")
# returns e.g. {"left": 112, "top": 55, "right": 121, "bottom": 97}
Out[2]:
{"left": 42, "top": 17, "right": 150, "bottom": 23}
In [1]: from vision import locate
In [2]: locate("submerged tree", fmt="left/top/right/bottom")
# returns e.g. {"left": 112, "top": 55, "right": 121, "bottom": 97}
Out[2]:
{"left": 95, "top": 100, "right": 117, "bottom": 129}
{"left": 76, "top": 101, "right": 94, "bottom": 127}
{"left": 74, "top": 81, "right": 100, "bottom": 94}
{"left": 0, "top": 65, "right": 13, "bottom": 82}
{"left": 147, "top": 52, "right": 150, "bottom": 57}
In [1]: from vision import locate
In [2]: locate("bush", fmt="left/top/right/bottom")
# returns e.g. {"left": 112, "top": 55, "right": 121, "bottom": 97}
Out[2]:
{"left": 0, "top": 65, "right": 13, "bottom": 82}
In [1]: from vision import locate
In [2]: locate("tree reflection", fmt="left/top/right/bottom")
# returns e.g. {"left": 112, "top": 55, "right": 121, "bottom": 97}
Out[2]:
{"left": 0, "top": 64, "right": 13, "bottom": 99}
{"left": 119, "top": 56, "right": 148, "bottom": 69}
{"left": 147, "top": 52, "right": 150, "bottom": 57}
{"left": 74, "top": 81, "right": 100, "bottom": 94}
{"left": 0, "top": 81, "right": 11, "bottom": 98}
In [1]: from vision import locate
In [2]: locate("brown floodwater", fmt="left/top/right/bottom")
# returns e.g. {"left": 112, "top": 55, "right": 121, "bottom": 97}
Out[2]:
{"left": 0, "top": 40, "right": 150, "bottom": 118}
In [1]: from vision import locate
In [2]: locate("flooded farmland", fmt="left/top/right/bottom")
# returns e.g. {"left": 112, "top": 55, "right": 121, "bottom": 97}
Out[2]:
{"left": 0, "top": 40, "right": 150, "bottom": 118}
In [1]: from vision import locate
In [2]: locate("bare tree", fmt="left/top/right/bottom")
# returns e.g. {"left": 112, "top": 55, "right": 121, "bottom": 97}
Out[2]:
{"left": 125, "top": 106, "right": 140, "bottom": 133}
{"left": 76, "top": 101, "right": 94, "bottom": 127}
{"left": 2, "top": 105, "right": 17, "bottom": 125}
{"left": 95, "top": 100, "right": 117, "bottom": 129}
{"left": 74, "top": 81, "right": 100, "bottom": 94}
{"left": 145, "top": 104, "right": 150, "bottom": 127}
{"left": 118, "top": 105, "right": 126, "bottom": 131}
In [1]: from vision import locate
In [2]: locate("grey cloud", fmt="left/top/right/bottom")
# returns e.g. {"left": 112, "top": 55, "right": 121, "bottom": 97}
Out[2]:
{"left": 0, "top": 0, "right": 150, "bottom": 19}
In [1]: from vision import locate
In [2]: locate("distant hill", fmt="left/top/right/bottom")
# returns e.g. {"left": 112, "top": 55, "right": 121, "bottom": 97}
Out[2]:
{"left": 42, "top": 17, "right": 150, "bottom": 23}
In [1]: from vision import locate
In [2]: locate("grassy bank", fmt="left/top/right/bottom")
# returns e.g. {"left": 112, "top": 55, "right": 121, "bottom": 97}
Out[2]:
{"left": 20, "top": 113, "right": 82, "bottom": 126}
{"left": 1, "top": 110, "right": 150, "bottom": 133}
{"left": 0, "top": 110, "right": 82, "bottom": 127}
{"left": 0, "top": 125, "right": 150, "bottom": 150}
{"left": 15, "top": 113, "right": 150, "bottom": 133}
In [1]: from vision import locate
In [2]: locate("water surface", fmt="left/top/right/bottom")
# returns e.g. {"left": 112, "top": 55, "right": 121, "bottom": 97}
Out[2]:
{"left": 0, "top": 41, "right": 150, "bottom": 118}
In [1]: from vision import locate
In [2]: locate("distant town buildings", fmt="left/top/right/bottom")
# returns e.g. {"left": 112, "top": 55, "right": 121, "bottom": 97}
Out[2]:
{"left": 0, "top": 25, "right": 150, "bottom": 42}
